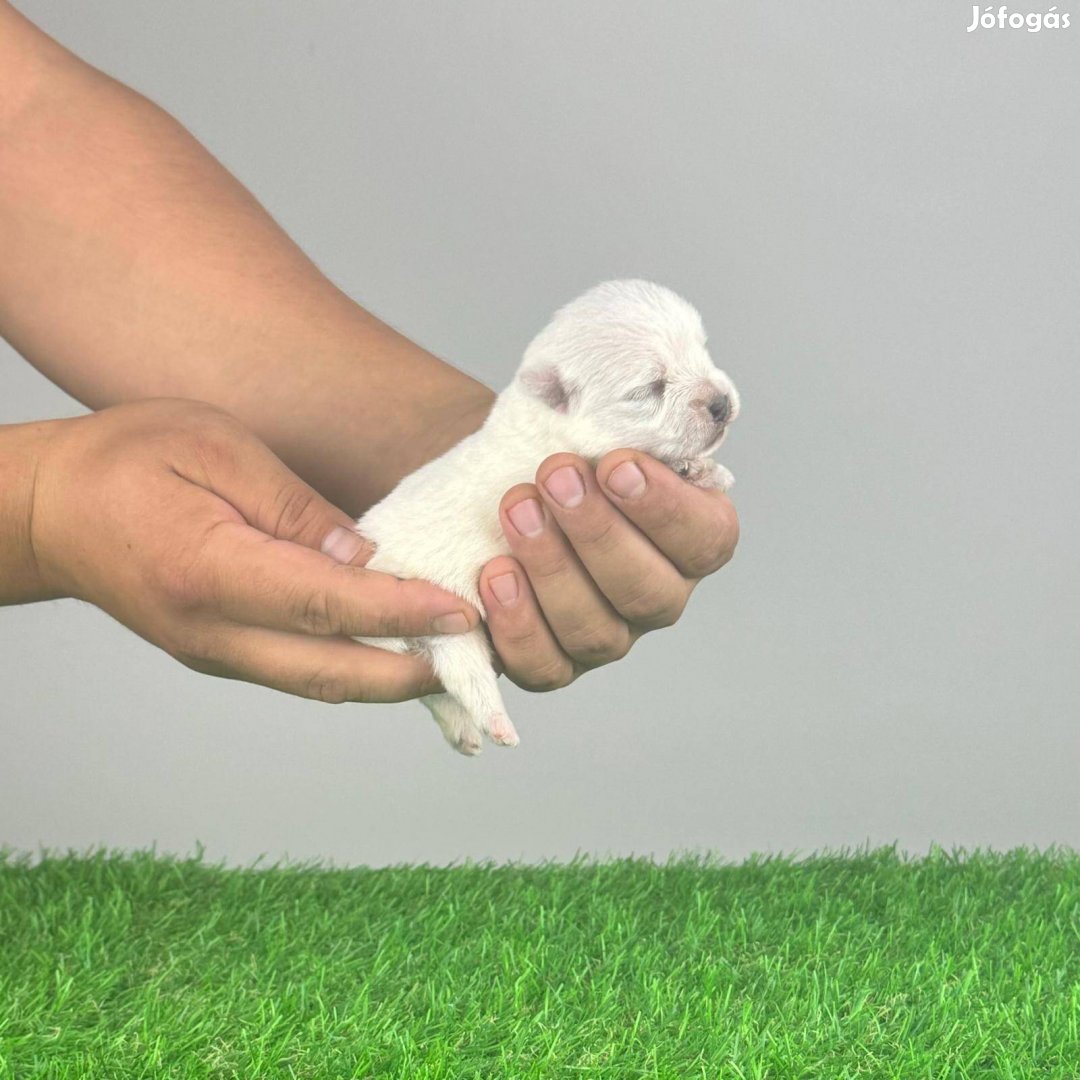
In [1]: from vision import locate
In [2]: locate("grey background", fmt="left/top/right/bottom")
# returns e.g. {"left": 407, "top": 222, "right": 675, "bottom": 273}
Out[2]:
{"left": 2, "top": 1, "right": 1078, "bottom": 866}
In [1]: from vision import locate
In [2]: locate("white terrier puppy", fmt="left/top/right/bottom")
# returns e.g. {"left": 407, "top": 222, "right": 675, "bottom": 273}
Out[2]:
{"left": 355, "top": 280, "right": 739, "bottom": 755}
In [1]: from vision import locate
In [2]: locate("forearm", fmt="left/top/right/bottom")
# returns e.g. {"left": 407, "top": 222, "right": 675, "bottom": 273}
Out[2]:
{"left": 0, "top": 420, "right": 63, "bottom": 605}
{"left": 0, "top": 3, "right": 492, "bottom": 516}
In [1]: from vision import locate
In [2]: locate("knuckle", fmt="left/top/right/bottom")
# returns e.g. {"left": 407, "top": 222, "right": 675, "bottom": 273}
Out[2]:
{"left": 652, "top": 487, "right": 692, "bottom": 535}
{"left": 301, "top": 669, "right": 352, "bottom": 705}
{"left": 568, "top": 511, "right": 620, "bottom": 554}
{"left": 159, "top": 558, "right": 211, "bottom": 612}
{"left": 497, "top": 621, "right": 535, "bottom": 651}
{"left": 269, "top": 481, "right": 320, "bottom": 541}
{"left": 146, "top": 398, "right": 230, "bottom": 433}
{"left": 169, "top": 631, "right": 225, "bottom": 676}
{"left": 682, "top": 545, "right": 721, "bottom": 580}
{"left": 684, "top": 517, "right": 739, "bottom": 578}
{"left": 295, "top": 588, "right": 338, "bottom": 636}
{"left": 364, "top": 579, "right": 406, "bottom": 637}
{"left": 517, "top": 657, "right": 575, "bottom": 693}
{"left": 561, "top": 622, "right": 631, "bottom": 667}
{"left": 181, "top": 407, "right": 246, "bottom": 475}
{"left": 491, "top": 613, "right": 543, "bottom": 656}
{"left": 519, "top": 545, "right": 570, "bottom": 587}
{"left": 715, "top": 503, "right": 741, "bottom": 565}
{"left": 618, "top": 584, "right": 687, "bottom": 630}
{"left": 159, "top": 520, "right": 231, "bottom": 614}
{"left": 175, "top": 399, "right": 235, "bottom": 424}
{"left": 370, "top": 607, "right": 404, "bottom": 638}
{"left": 186, "top": 403, "right": 245, "bottom": 442}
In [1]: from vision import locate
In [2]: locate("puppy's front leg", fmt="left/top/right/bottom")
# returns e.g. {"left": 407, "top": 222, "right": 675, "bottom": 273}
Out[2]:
{"left": 675, "top": 458, "right": 734, "bottom": 491}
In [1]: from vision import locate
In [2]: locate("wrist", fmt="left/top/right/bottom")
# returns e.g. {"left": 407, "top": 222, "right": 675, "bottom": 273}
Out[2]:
{"left": 0, "top": 416, "right": 70, "bottom": 605}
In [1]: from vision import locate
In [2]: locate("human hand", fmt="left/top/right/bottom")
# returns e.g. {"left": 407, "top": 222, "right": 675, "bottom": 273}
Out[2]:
{"left": 478, "top": 451, "right": 739, "bottom": 690}
{"left": 30, "top": 400, "right": 480, "bottom": 702}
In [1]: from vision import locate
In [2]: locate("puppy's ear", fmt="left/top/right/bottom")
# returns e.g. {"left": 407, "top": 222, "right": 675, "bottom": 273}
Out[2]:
{"left": 519, "top": 366, "right": 571, "bottom": 413}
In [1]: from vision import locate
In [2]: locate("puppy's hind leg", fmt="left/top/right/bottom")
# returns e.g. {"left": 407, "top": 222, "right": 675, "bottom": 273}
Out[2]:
{"left": 422, "top": 693, "right": 485, "bottom": 756}
{"left": 423, "top": 629, "right": 519, "bottom": 755}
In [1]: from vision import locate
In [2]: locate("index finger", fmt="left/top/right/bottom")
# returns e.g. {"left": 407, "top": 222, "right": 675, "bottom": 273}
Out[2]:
{"left": 192, "top": 520, "right": 480, "bottom": 638}
{"left": 194, "top": 625, "right": 445, "bottom": 703}
{"left": 595, "top": 450, "right": 739, "bottom": 580}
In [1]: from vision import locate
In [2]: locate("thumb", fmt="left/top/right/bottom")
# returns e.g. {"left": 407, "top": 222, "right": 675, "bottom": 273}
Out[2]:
{"left": 181, "top": 425, "right": 374, "bottom": 564}
{"left": 319, "top": 522, "right": 375, "bottom": 568}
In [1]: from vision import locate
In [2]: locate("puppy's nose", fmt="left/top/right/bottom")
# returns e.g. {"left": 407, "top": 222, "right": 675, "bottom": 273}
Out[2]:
{"left": 708, "top": 394, "right": 732, "bottom": 425}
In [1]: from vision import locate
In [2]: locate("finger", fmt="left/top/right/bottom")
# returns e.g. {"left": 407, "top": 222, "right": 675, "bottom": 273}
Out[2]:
{"left": 188, "top": 520, "right": 479, "bottom": 638}
{"left": 172, "top": 411, "right": 372, "bottom": 557}
{"left": 479, "top": 555, "right": 577, "bottom": 692}
{"left": 184, "top": 625, "right": 443, "bottom": 703}
{"left": 595, "top": 450, "right": 740, "bottom": 580}
{"left": 534, "top": 453, "right": 692, "bottom": 631}
{"left": 497, "top": 485, "right": 632, "bottom": 670}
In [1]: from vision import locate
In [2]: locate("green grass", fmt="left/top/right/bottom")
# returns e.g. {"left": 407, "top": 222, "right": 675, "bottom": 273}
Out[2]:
{"left": 1, "top": 848, "right": 1079, "bottom": 1078}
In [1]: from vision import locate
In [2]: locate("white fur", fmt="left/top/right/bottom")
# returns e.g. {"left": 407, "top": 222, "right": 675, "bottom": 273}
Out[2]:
{"left": 354, "top": 280, "right": 739, "bottom": 755}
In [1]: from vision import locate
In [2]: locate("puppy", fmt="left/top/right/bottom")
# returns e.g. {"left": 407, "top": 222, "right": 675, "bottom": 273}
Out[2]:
{"left": 355, "top": 280, "right": 739, "bottom": 755}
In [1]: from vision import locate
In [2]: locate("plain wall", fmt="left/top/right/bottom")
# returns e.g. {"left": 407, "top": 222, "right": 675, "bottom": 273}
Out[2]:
{"left": 2, "top": 0, "right": 1078, "bottom": 865}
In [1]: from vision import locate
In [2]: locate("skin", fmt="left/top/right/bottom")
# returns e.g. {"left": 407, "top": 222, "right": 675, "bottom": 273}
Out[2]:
{"left": 483, "top": 453, "right": 737, "bottom": 689}
{"left": 15, "top": 400, "right": 477, "bottom": 702}
{"left": 0, "top": 2, "right": 738, "bottom": 705}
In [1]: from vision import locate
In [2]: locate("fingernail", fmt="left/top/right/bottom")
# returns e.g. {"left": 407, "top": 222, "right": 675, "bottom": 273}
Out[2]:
{"left": 507, "top": 498, "right": 544, "bottom": 538}
{"left": 321, "top": 525, "right": 366, "bottom": 564}
{"left": 432, "top": 612, "right": 470, "bottom": 634}
{"left": 490, "top": 572, "right": 519, "bottom": 606}
{"left": 606, "top": 461, "right": 647, "bottom": 499}
{"left": 544, "top": 465, "right": 585, "bottom": 509}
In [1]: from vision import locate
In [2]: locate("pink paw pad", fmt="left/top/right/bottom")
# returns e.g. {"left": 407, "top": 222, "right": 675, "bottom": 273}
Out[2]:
{"left": 489, "top": 715, "right": 520, "bottom": 747}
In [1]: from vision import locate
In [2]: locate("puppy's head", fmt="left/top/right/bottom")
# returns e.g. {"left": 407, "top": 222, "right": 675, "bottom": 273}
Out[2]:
{"left": 516, "top": 280, "right": 739, "bottom": 464}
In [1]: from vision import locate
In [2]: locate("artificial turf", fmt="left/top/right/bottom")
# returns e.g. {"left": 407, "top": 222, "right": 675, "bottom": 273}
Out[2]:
{"left": 0, "top": 848, "right": 1078, "bottom": 1078}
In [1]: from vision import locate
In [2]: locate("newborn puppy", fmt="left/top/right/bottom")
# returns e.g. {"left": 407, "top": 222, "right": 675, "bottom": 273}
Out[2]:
{"left": 355, "top": 279, "right": 739, "bottom": 755}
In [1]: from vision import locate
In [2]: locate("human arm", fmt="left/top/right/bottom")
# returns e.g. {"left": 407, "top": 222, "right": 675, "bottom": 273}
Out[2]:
{"left": 0, "top": 0, "right": 491, "bottom": 516}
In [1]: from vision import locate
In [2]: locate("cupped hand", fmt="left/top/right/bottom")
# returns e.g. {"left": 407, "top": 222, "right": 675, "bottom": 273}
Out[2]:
{"left": 479, "top": 451, "right": 739, "bottom": 690}
{"left": 30, "top": 400, "right": 480, "bottom": 702}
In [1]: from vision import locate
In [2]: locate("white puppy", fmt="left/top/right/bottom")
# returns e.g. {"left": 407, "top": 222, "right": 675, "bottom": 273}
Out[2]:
{"left": 355, "top": 280, "right": 739, "bottom": 755}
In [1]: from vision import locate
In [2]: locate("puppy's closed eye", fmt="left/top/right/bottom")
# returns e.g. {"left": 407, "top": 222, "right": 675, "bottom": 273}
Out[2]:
{"left": 625, "top": 378, "right": 667, "bottom": 403}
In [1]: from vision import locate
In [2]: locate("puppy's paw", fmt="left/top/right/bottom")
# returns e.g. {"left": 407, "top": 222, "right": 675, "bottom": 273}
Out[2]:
{"left": 422, "top": 692, "right": 486, "bottom": 757}
{"left": 487, "top": 712, "right": 520, "bottom": 748}
{"left": 676, "top": 458, "right": 734, "bottom": 491}
{"left": 453, "top": 730, "right": 484, "bottom": 756}
{"left": 446, "top": 720, "right": 485, "bottom": 756}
